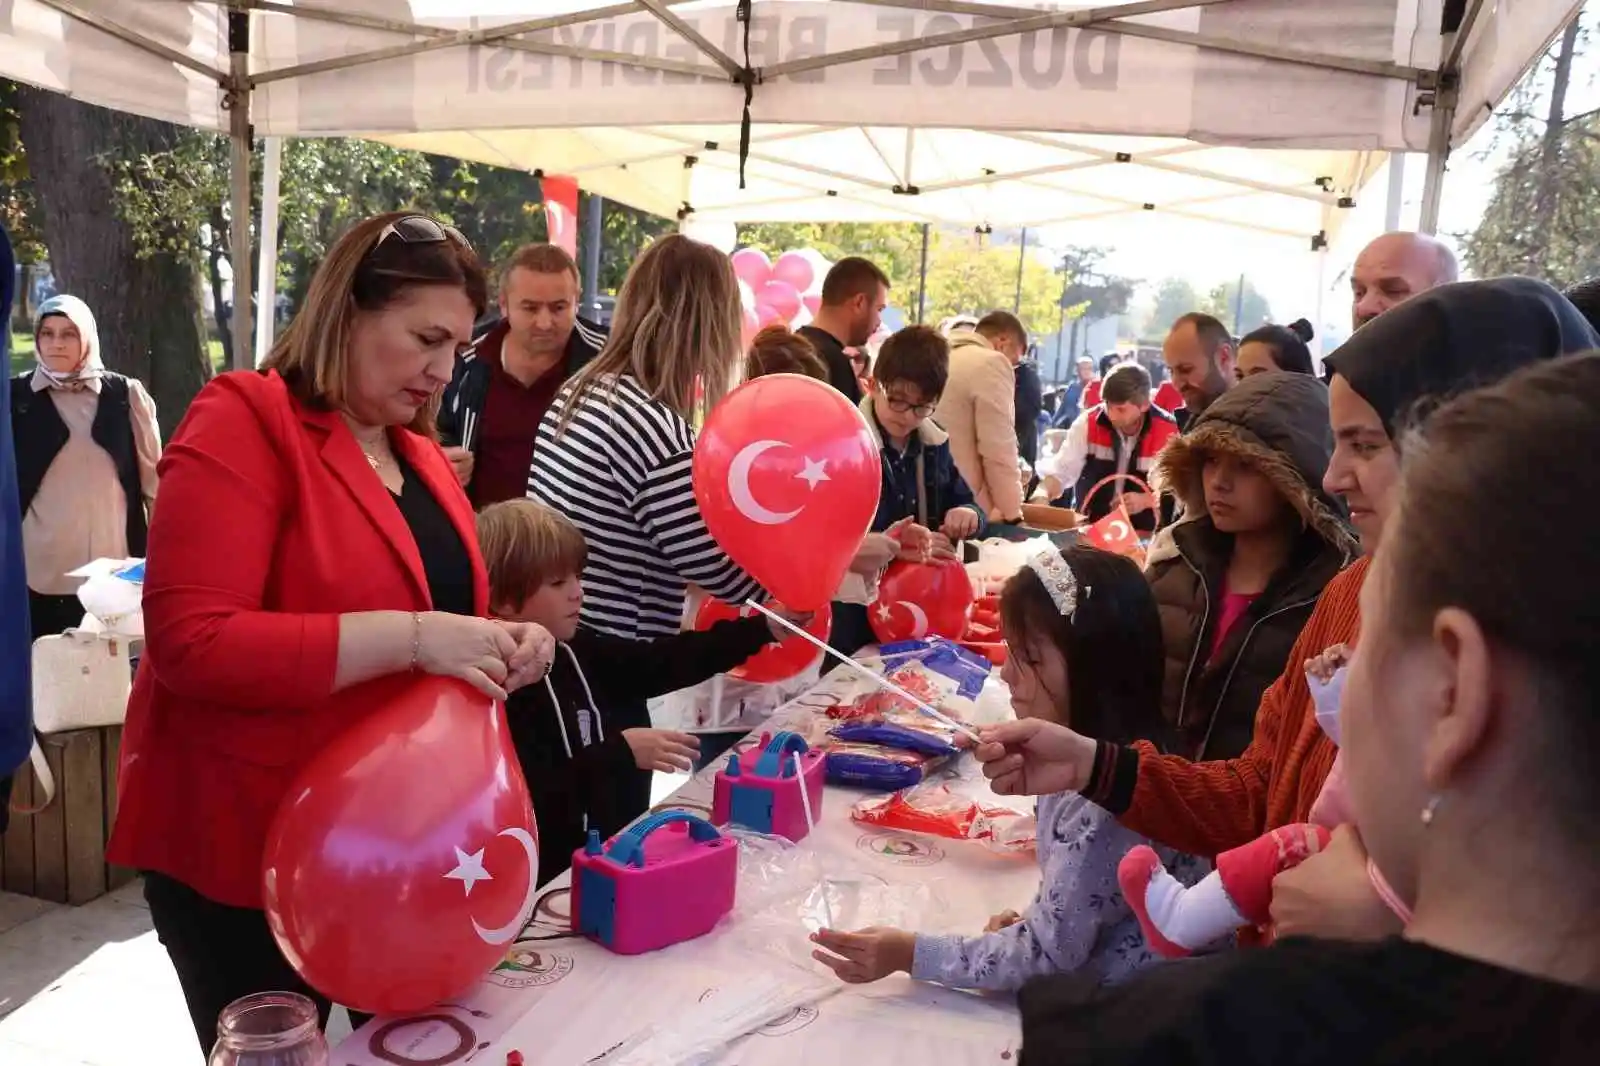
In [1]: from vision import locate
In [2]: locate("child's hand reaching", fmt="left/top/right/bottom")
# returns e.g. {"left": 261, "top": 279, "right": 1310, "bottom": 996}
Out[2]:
{"left": 810, "top": 927, "right": 916, "bottom": 984}
{"left": 1305, "top": 643, "right": 1351, "bottom": 683}
{"left": 983, "top": 910, "right": 1022, "bottom": 933}
{"left": 622, "top": 728, "right": 700, "bottom": 773}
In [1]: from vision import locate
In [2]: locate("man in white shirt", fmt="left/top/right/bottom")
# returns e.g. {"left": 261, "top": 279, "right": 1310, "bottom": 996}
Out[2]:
{"left": 1035, "top": 363, "right": 1179, "bottom": 531}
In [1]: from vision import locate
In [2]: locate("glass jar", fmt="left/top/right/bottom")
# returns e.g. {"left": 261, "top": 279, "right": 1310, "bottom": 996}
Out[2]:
{"left": 208, "top": 991, "right": 329, "bottom": 1066}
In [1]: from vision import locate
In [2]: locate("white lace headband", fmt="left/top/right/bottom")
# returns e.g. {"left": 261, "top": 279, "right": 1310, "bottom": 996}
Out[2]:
{"left": 1026, "top": 546, "right": 1090, "bottom": 618}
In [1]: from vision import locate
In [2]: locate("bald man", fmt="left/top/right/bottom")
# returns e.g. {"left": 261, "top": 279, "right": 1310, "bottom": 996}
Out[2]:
{"left": 1351, "top": 232, "right": 1459, "bottom": 328}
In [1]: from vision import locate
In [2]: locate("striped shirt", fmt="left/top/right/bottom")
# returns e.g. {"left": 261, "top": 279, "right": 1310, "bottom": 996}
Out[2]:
{"left": 527, "top": 374, "right": 763, "bottom": 640}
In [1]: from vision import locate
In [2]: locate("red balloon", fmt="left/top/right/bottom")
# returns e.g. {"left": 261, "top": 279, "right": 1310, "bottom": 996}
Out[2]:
{"left": 757, "top": 280, "right": 802, "bottom": 323}
{"left": 730, "top": 248, "right": 772, "bottom": 290}
{"left": 693, "top": 374, "right": 881, "bottom": 611}
{"left": 694, "top": 598, "right": 832, "bottom": 683}
{"left": 870, "top": 557, "right": 974, "bottom": 643}
{"left": 262, "top": 678, "right": 538, "bottom": 1015}
{"left": 771, "top": 252, "right": 815, "bottom": 294}
{"left": 755, "top": 302, "right": 789, "bottom": 328}
{"left": 802, "top": 294, "right": 822, "bottom": 316}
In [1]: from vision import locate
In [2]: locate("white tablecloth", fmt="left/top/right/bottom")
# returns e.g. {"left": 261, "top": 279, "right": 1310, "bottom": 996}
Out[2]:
{"left": 335, "top": 669, "right": 1032, "bottom": 1066}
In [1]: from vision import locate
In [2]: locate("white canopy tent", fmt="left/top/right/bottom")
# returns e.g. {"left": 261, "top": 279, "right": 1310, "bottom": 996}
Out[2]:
{"left": 0, "top": 0, "right": 1582, "bottom": 364}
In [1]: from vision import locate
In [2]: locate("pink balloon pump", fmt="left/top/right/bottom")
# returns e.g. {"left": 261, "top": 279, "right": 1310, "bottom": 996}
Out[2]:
{"left": 711, "top": 731, "right": 826, "bottom": 842}
{"left": 569, "top": 811, "right": 737, "bottom": 955}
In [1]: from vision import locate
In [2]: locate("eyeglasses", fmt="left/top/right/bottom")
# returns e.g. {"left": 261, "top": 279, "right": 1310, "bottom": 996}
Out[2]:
{"left": 372, "top": 215, "right": 472, "bottom": 253}
{"left": 882, "top": 393, "right": 937, "bottom": 418}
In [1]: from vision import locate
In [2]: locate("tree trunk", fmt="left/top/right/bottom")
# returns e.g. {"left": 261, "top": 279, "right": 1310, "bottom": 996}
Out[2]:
{"left": 15, "top": 88, "right": 212, "bottom": 435}
{"left": 1530, "top": 17, "right": 1582, "bottom": 275}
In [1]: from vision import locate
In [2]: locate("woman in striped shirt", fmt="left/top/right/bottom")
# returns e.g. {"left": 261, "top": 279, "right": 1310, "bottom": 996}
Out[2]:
{"left": 527, "top": 234, "right": 761, "bottom": 641}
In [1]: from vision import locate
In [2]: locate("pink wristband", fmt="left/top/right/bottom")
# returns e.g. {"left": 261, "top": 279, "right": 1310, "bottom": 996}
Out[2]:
{"left": 1366, "top": 858, "right": 1413, "bottom": 925}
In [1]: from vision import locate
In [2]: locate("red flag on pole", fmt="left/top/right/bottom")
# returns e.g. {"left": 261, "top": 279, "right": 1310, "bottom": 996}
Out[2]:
{"left": 542, "top": 175, "right": 579, "bottom": 257}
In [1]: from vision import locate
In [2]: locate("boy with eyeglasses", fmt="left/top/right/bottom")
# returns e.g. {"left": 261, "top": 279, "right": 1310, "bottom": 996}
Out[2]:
{"left": 828, "top": 325, "right": 987, "bottom": 659}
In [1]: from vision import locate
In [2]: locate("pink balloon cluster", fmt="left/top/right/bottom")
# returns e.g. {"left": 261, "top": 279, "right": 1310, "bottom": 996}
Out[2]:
{"left": 731, "top": 248, "right": 831, "bottom": 348}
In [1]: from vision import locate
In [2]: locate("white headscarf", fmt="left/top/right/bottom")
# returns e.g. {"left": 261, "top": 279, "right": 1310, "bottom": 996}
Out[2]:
{"left": 33, "top": 294, "right": 104, "bottom": 390}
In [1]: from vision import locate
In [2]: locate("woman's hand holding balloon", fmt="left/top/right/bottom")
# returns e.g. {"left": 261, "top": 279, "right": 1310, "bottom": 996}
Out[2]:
{"left": 413, "top": 613, "right": 521, "bottom": 700}
{"left": 967, "top": 718, "right": 1097, "bottom": 796}
{"left": 496, "top": 620, "right": 557, "bottom": 692}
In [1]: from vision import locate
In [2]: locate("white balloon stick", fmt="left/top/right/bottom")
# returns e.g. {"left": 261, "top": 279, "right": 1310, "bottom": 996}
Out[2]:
{"left": 745, "top": 600, "right": 982, "bottom": 742}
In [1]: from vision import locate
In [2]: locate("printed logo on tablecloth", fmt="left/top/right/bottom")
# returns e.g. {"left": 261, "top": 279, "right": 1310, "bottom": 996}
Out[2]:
{"left": 364, "top": 1013, "right": 481, "bottom": 1065}
{"left": 855, "top": 831, "right": 945, "bottom": 867}
{"left": 697, "top": 988, "right": 821, "bottom": 1036}
{"left": 488, "top": 948, "right": 574, "bottom": 989}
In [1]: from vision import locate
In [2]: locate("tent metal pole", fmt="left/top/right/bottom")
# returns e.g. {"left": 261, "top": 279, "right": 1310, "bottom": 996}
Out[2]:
{"left": 582, "top": 194, "right": 604, "bottom": 319}
{"left": 1313, "top": 245, "right": 1328, "bottom": 370}
{"left": 1418, "top": 97, "right": 1454, "bottom": 235}
{"left": 1384, "top": 153, "right": 1406, "bottom": 232}
{"left": 227, "top": 12, "right": 254, "bottom": 373}
{"left": 254, "top": 136, "right": 283, "bottom": 367}
{"left": 916, "top": 224, "right": 930, "bottom": 325}
{"left": 1013, "top": 228, "right": 1027, "bottom": 314}
{"left": 37, "top": 0, "right": 224, "bottom": 81}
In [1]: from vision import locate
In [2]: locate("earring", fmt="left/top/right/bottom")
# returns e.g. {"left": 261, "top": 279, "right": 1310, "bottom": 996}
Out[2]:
{"left": 1420, "top": 794, "right": 1442, "bottom": 827}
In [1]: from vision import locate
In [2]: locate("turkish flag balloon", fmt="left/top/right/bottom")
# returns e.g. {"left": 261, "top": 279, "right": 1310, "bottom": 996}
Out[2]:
{"left": 771, "top": 252, "right": 815, "bottom": 294}
{"left": 870, "top": 557, "right": 975, "bottom": 643}
{"left": 695, "top": 598, "right": 831, "bottom": 683}
{"left": 693, "top": 374, "right": 880, "bottom": 611}
{"left": 262, "top": 678, "right": 538, "bottom": 1015}
{"left": 731, "top": 248, "right": 772, "bottom": 290}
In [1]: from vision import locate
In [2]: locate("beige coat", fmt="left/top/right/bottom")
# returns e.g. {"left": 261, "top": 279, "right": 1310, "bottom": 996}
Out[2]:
{"left": 933, "top": 329, "right": 1023, "bottom": 520}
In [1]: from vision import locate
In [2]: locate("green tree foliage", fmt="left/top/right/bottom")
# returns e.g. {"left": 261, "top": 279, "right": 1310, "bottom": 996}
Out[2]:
{"left": 595, "top": 198, "right": 675, "bottom": 293}
{"left": 0, "top": 80, "right": 43, "bottom": 265}
{"left": 1202, "top": 278, "right": 1274, "bottom": 334}
{"left": 1144, "top": 277, "right": 1201, "bottom": 336}
{"left": 1464, "top": 18, "right": 1599, "bottom": 286}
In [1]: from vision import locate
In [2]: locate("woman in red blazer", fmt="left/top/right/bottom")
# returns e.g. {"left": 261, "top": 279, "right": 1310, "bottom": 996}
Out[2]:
{"left": 107, "top": 213, "right": 555, "bottom": 1053}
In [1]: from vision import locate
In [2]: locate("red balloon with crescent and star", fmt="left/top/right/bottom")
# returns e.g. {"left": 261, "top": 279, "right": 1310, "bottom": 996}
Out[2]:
{"left": 869, "top": 557, "right": 975, "bottom": 643}
{"left": 693, "top": 373, "right": 881, "bottom": 612}
{"left": 694, "top": 598, "right": 832, "bottom": 683}
{"left": 261, "top": 678, "right": 540, "bottom": 1015}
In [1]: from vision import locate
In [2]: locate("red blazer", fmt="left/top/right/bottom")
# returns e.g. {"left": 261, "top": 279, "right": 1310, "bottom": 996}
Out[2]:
{"left": 107, "top": 370, "right": 488, "bottom": 909}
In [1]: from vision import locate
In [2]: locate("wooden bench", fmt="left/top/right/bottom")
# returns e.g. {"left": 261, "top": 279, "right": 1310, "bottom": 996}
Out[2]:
{"left": 2, "top": 725, "right": 136, "bottom": 904}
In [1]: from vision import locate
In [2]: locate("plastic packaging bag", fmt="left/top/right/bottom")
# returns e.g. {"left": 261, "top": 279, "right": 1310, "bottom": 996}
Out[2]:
{"left": 851, "top": 783, "right": 1037, "bottom": 855}
{"left": 817, "top": 740, "right": 952, "bottom": 791}
{"left": 66, "top": 557, "right": 144, "bottom": 638}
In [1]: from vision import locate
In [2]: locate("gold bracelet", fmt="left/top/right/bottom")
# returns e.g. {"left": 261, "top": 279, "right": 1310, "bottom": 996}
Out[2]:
{"left": 409, "top": 611, "right": 422, "bottom": 672}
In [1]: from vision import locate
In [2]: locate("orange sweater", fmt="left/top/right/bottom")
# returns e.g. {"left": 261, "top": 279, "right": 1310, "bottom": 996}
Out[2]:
{"left": 1086, "top": 556, "right": 1368, "bottom": 858}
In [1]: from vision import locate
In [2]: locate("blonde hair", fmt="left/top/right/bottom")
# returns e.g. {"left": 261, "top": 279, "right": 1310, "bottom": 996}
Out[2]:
{"left": 555, "top": 233, "right": 742, "bottom": 435}
{"left": 262, "top": 211, "right": 488, "bottom": 436}
{"left": 476, "top": 499, "right": 588, "bottom": 611}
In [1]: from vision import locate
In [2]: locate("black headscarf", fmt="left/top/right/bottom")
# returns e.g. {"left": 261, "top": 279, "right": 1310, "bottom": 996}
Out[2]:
{"left": 1324, "top": 277, "right": 1600, "bottom": 434}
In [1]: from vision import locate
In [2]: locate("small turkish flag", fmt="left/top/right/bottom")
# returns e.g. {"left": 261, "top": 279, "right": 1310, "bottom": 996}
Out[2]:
{"left": 542, "top": 175, "right": 580, "bottom": 256}
{"left": 1084, "top": 504, "right": 1144, "bottom": 563}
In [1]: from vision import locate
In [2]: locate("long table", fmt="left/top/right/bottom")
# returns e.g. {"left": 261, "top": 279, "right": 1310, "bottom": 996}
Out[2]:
{"left": 334, "top": 669, "right": 1035, "bottom": 1065}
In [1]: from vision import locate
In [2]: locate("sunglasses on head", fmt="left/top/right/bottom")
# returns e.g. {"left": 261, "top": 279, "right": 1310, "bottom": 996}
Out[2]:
{"left": 372, "top": 215, "right": 472, "bottom": 253}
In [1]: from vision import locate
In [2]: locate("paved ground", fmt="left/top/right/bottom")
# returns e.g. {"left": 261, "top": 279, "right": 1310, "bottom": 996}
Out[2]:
{"left": 0, "top": 772, "right": 689, "bottom": 1064}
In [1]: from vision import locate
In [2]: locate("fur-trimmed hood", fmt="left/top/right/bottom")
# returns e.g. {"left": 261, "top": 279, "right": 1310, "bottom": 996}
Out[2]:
{"left": 1152, "top": 371, "right": 1357, "bottom": 560}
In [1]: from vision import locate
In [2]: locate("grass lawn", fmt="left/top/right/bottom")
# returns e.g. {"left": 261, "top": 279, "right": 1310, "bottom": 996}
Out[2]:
{"left": 9, "top": 332, "right": 227, "bottom": 377}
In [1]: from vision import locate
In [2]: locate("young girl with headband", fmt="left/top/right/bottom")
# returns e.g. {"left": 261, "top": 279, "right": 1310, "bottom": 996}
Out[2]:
{"left": 809, "top": 544, "right": 1204, "bottom": 991}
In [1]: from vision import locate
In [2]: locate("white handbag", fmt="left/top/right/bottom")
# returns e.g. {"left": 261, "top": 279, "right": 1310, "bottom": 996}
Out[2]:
{"left": 8, "top": 631, "right": 135, "bottom": 813}
{"left": 31, "top": 629, "right": 134, "bottom": 734}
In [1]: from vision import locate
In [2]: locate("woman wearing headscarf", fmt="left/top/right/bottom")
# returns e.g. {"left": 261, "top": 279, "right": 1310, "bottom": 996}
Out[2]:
{"left": 1005, "top": 352, "right": 1600, "bottom": 1065}
{"left": 8, "top": 295, "right": 161, "bottom": 638}
{"left": 969, "top": 277, "right": 1599, "bottom": 943}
